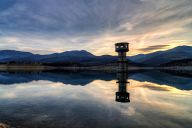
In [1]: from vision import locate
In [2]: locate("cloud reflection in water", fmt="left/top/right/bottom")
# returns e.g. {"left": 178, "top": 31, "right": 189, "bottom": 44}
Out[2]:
{"left": 0, "top": 73, "right": 191, "bottom": 128}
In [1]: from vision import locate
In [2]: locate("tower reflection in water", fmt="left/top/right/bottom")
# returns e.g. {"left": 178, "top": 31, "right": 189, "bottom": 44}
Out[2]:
{"left": 115, "top": 42, "right": 130, "bottom": 103}
{"left": 116, "top": 72, "right": 130, "bottom": 103}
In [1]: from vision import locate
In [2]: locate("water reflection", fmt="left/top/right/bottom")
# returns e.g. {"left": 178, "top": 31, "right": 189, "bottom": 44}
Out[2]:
{"left": 116, "top": 72, "right": 130, "bottom": 103}
{"left": 0, "top": 70, "right": 191, "bottom": 128}
{"left": 0, "top": 70, "right": 192, "bottom": 90}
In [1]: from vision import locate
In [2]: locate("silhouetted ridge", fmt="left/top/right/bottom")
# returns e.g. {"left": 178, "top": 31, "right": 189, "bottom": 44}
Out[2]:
{"left": 1, "top": 46, "right": 192, "bottom": 66}
{"left": 129, "top": 45, "right": 192, "bottom": 66}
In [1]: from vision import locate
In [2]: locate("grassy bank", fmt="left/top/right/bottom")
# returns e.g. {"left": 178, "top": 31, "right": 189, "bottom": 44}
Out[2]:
{"left": 0, "top": 64, "right": 146, "bottom": 72}
{"left": 0, "top": 65, "right": 56, "bottom": 71}
{"left": 1, "top": 64, "right": 192, "bottom": 72}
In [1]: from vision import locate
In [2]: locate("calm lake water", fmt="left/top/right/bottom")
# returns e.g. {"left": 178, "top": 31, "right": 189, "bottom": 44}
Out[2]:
{"left": 0, "top": 71, "right": 191, "bottom": 128}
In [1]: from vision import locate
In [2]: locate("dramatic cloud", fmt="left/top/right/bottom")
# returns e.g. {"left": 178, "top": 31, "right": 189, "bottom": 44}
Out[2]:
{"left": 138, "top": 45, "right": 170, "bottom": 52}
{"left": 0, "top": 0, "right": 191, "bottom": 55}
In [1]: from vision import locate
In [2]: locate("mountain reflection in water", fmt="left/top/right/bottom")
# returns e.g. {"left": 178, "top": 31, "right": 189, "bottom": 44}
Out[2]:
{"left": 0, "top": 70, "right": 192, "bottom": 90}
{"left": 0, "top": 70, "right": 191, "bottom": 128}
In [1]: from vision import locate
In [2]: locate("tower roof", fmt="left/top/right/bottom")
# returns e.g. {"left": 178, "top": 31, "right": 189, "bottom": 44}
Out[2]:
{"left": 115, "top": 42, "right": 129, "bottom": 46}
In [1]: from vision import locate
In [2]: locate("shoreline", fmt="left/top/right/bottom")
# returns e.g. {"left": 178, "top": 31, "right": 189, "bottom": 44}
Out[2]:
{"left": 1, "top": 65, "right": 192, "bottom": 72}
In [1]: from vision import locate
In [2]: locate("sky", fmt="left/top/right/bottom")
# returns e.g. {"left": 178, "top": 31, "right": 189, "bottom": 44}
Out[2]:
{"left": 0, "top": 0, "right": 191, "bottom": 56}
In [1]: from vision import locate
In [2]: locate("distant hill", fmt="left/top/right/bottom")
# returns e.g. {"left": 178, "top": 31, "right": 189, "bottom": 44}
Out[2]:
{"left": 1, "top": 45, "right": 192, "bottom": 67}
{"left": 0, "top": 50, "right": 141, "bottom": 66}
{"left": 0, "top": 50, "right": 33, "bottom": 63}
{"left": 129, "top": 46, "right": 192, "bottom": 66}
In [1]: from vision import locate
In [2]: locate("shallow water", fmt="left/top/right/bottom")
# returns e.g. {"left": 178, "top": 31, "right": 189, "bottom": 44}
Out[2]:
{"left": 0, "top": 71, "right": 191, "bottom": 128}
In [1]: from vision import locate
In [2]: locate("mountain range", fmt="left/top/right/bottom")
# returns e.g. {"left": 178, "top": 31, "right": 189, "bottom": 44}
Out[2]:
{"left": 129, "top": 45, "right": 192, "bottom": 66}
{"left": 0, "top": 45, "right": 192, "bottom": 66}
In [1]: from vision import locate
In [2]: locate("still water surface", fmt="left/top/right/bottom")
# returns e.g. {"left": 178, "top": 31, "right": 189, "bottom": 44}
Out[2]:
{"left": 0, "top": 71, "right": 191, "bottom": 128}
